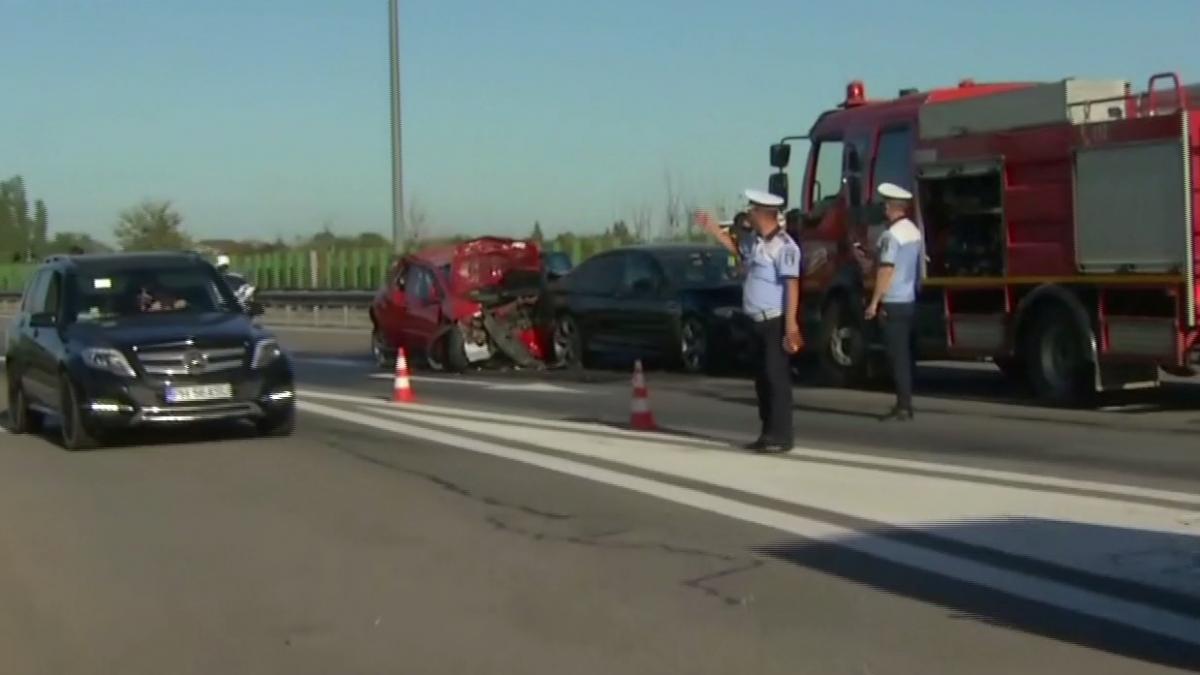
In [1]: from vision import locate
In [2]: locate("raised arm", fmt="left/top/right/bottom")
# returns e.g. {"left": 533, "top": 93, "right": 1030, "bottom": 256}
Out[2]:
{"left": 693, "top": 210, "right": 739, "bottom": 257}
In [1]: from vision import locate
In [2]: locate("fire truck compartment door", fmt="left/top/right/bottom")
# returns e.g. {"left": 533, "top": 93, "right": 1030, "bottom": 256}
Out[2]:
{"left": 1074, "top": 136, "right": 1192, "bottom": 278}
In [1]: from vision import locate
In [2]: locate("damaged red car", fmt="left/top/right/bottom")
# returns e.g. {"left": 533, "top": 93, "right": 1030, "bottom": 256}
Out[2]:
{"left": 369, "top": 237, "right": 567, "bottom": 372}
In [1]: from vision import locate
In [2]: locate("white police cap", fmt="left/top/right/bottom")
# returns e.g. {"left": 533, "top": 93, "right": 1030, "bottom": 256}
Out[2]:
{"left": 877, "top": 182, "right": 913, "bottom": 201}
{"left": 743, "top": 189, "right": 784, "bottom": 208}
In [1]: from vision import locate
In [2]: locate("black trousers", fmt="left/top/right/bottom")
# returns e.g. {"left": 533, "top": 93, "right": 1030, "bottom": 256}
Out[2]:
{"left": 881, "top": 302, "right": 916, "bottom": 412}
{"left": 751, "top": 317, "right": 793, "bottom": 443}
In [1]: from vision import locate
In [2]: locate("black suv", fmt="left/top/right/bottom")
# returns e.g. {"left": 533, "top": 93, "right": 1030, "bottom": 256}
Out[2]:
{"left": 4, "top": 252, "right": 295, "bottom": 449}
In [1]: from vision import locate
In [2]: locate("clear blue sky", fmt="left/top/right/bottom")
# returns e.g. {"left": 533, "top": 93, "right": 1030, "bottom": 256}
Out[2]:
{"left": 2, "top": 0, "right": 1198, "bottom": 242}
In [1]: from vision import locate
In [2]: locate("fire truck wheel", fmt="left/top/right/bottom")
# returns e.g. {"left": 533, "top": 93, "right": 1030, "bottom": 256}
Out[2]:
{"left": 994, "top": 356, "right": 1025, "bottom": 384}
{"left": 818, "top": 299, "right": 868, "bottom": 387}
{"left": 1023, "top": 311, "right": 1094, "bottom": 406}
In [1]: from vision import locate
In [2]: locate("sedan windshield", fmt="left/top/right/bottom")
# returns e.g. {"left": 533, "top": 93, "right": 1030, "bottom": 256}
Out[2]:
{"left": 67, "top": 266, "right": 238, "bottom": 322}
{"left": 658, "top": 250, "right": 740, "bottom": 288}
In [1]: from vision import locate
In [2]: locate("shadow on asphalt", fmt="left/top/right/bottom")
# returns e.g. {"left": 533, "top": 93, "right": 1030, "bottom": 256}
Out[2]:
{"left": 757, "top": 518, "right": 1200, "bottom": 671}
{"left": 0, "top": 408, "right": 267, "bottom": 451}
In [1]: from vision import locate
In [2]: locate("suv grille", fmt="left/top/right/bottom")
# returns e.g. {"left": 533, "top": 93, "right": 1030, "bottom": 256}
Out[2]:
{"left": 133, "top": 342, "right": 246, "bottom": 376}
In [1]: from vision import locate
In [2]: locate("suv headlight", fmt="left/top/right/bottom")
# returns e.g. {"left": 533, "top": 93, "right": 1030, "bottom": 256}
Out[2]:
{"left": 82, "top": 347, "right": 137, "bottom": 378}
{"left": 251, "top": 338, "right": 282, "bottom": 369}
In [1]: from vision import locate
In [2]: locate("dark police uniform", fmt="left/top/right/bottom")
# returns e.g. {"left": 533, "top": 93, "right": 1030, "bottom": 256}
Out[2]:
{"left": 738, "top": 220, "right": 801, "bottom": 451}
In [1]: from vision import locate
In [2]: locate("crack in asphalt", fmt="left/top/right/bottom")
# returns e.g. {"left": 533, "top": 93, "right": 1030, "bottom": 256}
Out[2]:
{"left": 485, "top": 515, "right": 764, "bottom": 607}
{"left": 327, "top": 435, "right": 764, "bottom": 606}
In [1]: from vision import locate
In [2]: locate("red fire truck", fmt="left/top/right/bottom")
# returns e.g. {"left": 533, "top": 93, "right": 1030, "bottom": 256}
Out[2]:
{"left": 768, "top": 73, "right": 1199, "bottom": 404}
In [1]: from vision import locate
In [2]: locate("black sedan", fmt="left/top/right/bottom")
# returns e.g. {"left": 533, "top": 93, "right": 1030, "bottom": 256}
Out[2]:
{"left": 548, "top": 244, "right": 751, "bottom": 373}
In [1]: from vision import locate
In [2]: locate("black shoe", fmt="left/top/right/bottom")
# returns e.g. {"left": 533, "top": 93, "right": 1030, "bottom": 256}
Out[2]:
{"left": 880, "top": 408, "right": 914, "bottom": 422}
{"left": 744, "top": 437, "right": 768, "bottom": 451}
{"left": 756, "top": 440, "right": 794, "bottom": 454}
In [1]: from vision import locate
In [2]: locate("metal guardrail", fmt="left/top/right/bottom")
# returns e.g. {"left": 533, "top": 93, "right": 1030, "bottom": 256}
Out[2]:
{"left": 0, "top": 290, "right": 376, "bottom": 329}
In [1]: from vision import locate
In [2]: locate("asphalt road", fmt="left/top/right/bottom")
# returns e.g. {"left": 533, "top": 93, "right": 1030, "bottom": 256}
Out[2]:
{"left": 1, "top": 323, "right": 1199, "bottom": 674}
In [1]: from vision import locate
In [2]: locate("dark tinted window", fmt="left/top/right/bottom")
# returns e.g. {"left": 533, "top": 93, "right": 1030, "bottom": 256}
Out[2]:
{"left": 44, "top": 272, "right": 62, "bottom": 316}
{"left": 22, "top": 270, "right": 48, "bottom": 313}
{"left": 405, "top": 265, "right": 437, "bottom": 303}
{"left": 66, "top": 265, "right": 236, "bottom": 322}
{"left": 568, "top": 254, "right": 623, "bottom": 294}
{"left": 622, "top": 253, "right": 663, "bottom": 292}
{"left": 873, "top": 126, "right": 914, "bottom": 194}
{"left": 807, "top": 140, "right": 845, "bottom": 209}
{"left": 658, "top": 249, "right": 739, "bottom": 288}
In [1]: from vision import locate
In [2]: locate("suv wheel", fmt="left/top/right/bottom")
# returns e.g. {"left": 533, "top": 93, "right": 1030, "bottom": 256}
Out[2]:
{"left": 7, "top": 376, "right": 44, "bottom": 434}
{"left": 257, "top": 406, "right": 296, "bottom": 437}
{"left": 59, "top": 375, "right": 99, "bottom": 451}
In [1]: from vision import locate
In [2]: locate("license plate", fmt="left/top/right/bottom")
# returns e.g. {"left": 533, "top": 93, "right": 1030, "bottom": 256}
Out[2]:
{"left": 166, "top": 383, "right": 233, "bottom": 403}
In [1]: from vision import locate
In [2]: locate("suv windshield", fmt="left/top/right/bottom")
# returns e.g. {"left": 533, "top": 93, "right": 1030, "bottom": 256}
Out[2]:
{"left": 67, "top": 265, "right": 238, "bottom": 322}
{"left": 658, "top": 249, "right": 740, "bottom": 288}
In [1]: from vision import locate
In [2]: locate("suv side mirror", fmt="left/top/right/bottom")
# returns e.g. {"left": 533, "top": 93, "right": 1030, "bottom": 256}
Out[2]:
{"left": 768, "top": 172, "right": 789, "bottom": 208}
{"left": 770, "top": 143, "right": 792, "bottom": 169}
{"left": 29, "top": 312, "right": 56, "bottom": 329}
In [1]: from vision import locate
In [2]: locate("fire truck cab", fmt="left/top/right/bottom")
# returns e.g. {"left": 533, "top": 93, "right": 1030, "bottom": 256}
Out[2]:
{"left": 769, "top": 74, "right": 1200, "bottom": 405}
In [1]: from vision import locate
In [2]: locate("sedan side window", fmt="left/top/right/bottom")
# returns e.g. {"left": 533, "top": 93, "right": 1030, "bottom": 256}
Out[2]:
{"left": 569, "top": 254, "right": 623, "bottom": 295}
{"left": 623, "top": 253, "right": 663, "bottom": 294}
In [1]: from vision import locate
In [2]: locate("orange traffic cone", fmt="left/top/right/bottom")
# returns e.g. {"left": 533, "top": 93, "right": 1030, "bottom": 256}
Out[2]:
{"left": 392, "top": 348, "right": 415, "bottom": 403}
{"left": 630, "top": 359, "right": 657, "bottom": 431}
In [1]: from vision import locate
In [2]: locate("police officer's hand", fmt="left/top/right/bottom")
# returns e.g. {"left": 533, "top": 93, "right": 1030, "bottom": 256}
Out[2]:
{"left": 865, "top": 302, "right": 879, "bottom": 321}
{"left": 694, "top": 210, "right": 718, "bottom": 234}
{"left": 784, "top": 323, "right": 804, "bottom": 354}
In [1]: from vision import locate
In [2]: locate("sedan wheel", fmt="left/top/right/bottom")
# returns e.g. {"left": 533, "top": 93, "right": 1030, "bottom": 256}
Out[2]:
{"left": 553, "top": 315, "right": 583, "bottom": 369}
{"left": 679, "top": 317, "right": 709, "bottom": 374}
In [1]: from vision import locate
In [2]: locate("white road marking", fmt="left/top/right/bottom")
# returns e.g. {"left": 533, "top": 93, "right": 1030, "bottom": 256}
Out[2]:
{"left": 365, "top": 373, "right": 584, "bottom": 394}
{"left": 297, "top": 389, "right": 1200, "bottom": 505}
{"left": 359, "top": 404, "right": 1200, "bottom": 593}
{"left": 297, "top": 398, "right": 1200, "bottom": 646}
{"left": 300, "top": 388, "right": 727, "bottom": 447}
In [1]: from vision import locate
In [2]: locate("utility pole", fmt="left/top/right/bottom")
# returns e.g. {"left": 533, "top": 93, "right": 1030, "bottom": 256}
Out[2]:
{"left": 388, "top": 0, "right": 406, "bottom": 252}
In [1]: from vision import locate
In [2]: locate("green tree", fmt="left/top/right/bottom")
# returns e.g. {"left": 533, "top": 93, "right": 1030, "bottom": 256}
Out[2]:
{"left": 32, "top": 199, "right": 48, "bottom": 253}
{"left": 114, "top": 200, "right": 191, "bottom": 251}
{"left": 44, "top": 232, "right": 111, "bottom": 255}
{"left": 530, "top": 221, "right": 545, "bottom": 243}
{"left": 0, "top": 175, "right": 49, "bottom": 260}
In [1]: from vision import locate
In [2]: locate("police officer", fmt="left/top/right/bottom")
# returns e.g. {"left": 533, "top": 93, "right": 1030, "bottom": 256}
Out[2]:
{"left": 865, "top": 183, "right": 923, "bottom": 422}
{"left": 697, "top": 190, "right": 802, "bottom": 453}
